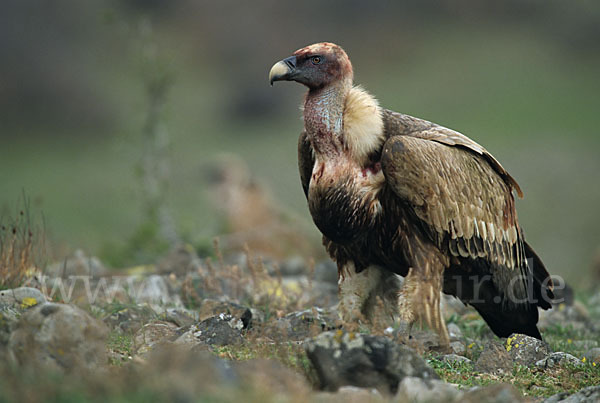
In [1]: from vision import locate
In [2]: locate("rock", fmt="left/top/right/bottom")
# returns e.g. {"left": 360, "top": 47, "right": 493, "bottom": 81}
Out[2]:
{"left": 102, "top": 303, "right": 157, "bottom": 333}
{"left": 0, "top": 288, "right": 46, "bottom": 346}
{"left": 133, "top": 274, "right": 182, "bottom": 307}
{"left": 45, "top": 249, "right": 107, "bottom": 277}
{"left": 305, "top": 330, "right": 438, "bottom": 394}
{"left": 401, "top": 328, "right": 444, "bottom": 352}
{"left": 278, "top": 256, "right": 308, "bottom": 276}
{"left": 176, "top": 314, "right": 244, "bottom": 347}
{"left": 462, "top": 383, "right": 524, "bottom": 403}
{"left": 134, "top": 320, "right": 179, "bottom": 355}
{"left": 474, "top": 340, "right": 512, "bottom": 374}
{"left": 544, "top": 385, "right": 600, "bottom": 403}
{"left": 395, "top": 376, "right": 462, "bottom": 402}
{"left": 584, "top": 347, "right": 600, "bottom": 364}
{"left": 234, "top": 358, "right": 310, "bottom": 396}
{"left": 447, "top": 323, "right": 463, "bottom": 341}
{"left": 141, "top": 345, "right": 311, "bottom": 400}
{"left": 441, "top": 294, "right": 469, "bottom": 316}
{"left": 539, "top": 302, "right": 590, "bottom": 331}
{"left": 156, "top": 244, "right": 204, "bottom": 276}
{"left": 536, "top": 352, "right": 583, "bottom": 369}
{"left": 442, "top": 354, "right": 472, "bottom": 365}
{"left": 0, "top": 287, "right": 46, "bottom": 308}
{"left": 274, "top": 307, "right": 338, "bottom": 341}
{"left": 314, "top": 387, "right": 382, "bottom": 403}
{"left": 139, "top": 344, "right": 238, "bottom": 395}
{"left": 314, "top": 260, "right": 338, "bottom": 284}
{"left": 161, "top": 307, "right": 198, "bottom": 327}
{"left": 8, "top": 303, "right": 108, "bottom": 371}
{"left": 449, "top": 341, "right": 466, "bottom": 355}
{"left": 329, "top": 387, "right": 382, "bottom": 402}
{"left": 197, "top": 299, "right": 252, "bottom": 329}
{"left": 506, "top": 333, "right": 550, "bottom": 366}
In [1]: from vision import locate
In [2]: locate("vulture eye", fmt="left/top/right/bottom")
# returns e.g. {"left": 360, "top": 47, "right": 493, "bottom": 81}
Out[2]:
{"left": 311, "top": 56, "right": 322, "bottom": 65}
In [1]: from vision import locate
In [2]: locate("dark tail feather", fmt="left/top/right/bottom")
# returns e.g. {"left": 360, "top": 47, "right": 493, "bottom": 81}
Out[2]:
{"left": 524, "top": 240, "right": 554, "bottom": 310}
{"left": 460, "top": 275, "right": 542, "bottom": 339}
{"left": 444, "top": 248, "right": 552, "bottom": 340}
{"left": 470, "top": 295, "right": 542, "bottom": 339}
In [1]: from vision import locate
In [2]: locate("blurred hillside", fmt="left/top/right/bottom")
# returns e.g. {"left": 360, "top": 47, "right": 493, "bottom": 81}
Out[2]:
{"left": 0, "top": 0, "right": 599, "bottom": 285}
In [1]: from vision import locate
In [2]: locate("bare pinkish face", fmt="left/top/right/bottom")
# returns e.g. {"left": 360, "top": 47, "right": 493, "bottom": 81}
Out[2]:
{"left": 269, "top": 42, "right": 353, "bottom": 90}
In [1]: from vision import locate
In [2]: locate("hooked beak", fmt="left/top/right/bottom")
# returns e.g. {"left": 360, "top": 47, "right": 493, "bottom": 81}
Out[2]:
{"left": 269, "top": 56, "right": 297, "bottom": 86}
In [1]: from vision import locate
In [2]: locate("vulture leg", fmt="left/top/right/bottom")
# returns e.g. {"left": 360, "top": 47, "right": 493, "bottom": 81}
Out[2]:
{"left": 338, "top": 263, "right": 388, "bottom": 323}
{"left": 397, "top": 239, "right": 450, "bottom": 347}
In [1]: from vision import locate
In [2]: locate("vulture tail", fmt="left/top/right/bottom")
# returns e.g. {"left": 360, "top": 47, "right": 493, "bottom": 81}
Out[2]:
{"left": 524, "top": 240, "right": 554, "bottom": 310}
{"left": 444, "top": 241, "right": 554, "bottom": 340}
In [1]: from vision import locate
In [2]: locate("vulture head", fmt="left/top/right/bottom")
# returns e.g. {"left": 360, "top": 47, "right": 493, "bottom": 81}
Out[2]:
{"left": 269, "top": 42, "right": 353, "bottom": 90}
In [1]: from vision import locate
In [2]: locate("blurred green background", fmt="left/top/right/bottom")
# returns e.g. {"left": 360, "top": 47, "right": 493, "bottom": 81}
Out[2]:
{"left": 1, "top": 1, "right": 599, "bottom": 286}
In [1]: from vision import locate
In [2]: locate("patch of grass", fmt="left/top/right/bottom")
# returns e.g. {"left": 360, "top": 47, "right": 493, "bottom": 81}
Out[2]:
{"left": 0, "top": 192, "right": 45, "bottom": 290}
{"left": 429, "top": 354, "right": 600, "bottom": 398}
{"left": 106, "top": 330, "right": 135, "bottom": 366}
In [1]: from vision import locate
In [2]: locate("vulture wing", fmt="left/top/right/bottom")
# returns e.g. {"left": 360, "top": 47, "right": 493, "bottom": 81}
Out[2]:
{"left": 380, "top": 109, "right": 552, "bottom": 312}
{"left": 298, "top": 129, "right": 315, "bottom": 198}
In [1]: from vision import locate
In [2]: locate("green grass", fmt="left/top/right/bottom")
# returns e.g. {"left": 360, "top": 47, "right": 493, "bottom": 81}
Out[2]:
{"left": 106, "top": 330, "right": 135, "bottom": 365}
{"left": 429, "top": 354, "right": 600, "bottom": 398}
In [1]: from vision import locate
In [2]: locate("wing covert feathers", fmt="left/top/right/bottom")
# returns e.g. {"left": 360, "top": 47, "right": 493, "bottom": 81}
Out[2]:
{"left": 381, "top": 133, "right": 530, "bottom": 302}
{"left": 381, "top": 109, "right": 523, "bottom": 198}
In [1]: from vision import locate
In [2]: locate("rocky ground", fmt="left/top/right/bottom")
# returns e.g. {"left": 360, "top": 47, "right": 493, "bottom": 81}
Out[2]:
{"left": 0, "top": 245, "right": 599, "bottom": 402}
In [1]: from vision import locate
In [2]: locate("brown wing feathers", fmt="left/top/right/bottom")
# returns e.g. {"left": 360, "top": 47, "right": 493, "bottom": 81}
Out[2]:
{"left": 380, "top": 118, "right": 532, "bottom": 302}
{"left": 381, "top": 109, "right": 523, "bottom": 198}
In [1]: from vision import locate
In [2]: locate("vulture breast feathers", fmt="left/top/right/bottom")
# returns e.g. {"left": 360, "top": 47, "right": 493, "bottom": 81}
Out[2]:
{"left": 270, "top": 42, "right": 553, "bottom": 343}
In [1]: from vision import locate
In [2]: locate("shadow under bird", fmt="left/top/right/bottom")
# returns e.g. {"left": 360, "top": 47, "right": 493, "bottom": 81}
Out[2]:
{"left": 269, "top": 42, "right": 554, "bottom": 345}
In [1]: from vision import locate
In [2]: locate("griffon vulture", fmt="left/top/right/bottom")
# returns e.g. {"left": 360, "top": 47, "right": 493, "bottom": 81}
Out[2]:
{"left": 269, "top": 42, "right": 553, "bottom": 344}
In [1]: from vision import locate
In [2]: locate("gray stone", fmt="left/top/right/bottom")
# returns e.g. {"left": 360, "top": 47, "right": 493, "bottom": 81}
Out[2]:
{"left": 278, "top": 256, "right": 308, "bottom": 276}
{"left": 134, "top": 274, "right": 181, "bottom": 307}
{"left": 543, "top": 385, "right": 600, "bottom": 403}
{"left": 447, "top": 323, "right": 463, "bottom": 341}
{"left": 156, "top": 244, "right": 204, "bottom": 276}
{"left": 0, "top": 287, "right": 46, "bottom": 346}
{"left": 162, "top": 307, "right": 198, "bottom": 327}
{"left": 314, "top": 260, "right": 338, "bottom": 284}
{"left": 506, "top": 333, "right": 550, "bottom": 366}
{"left": 44, "top": 249, "right": 107, "bottom": 278}
{"left": 0, "top": 287, "right": 46, "bottom": 308}
{"left": 449, "top": 341, "right": 466, "bottom": 355}
{"left": 305, "top": 331, "right": 438, "bottom": 394}
{"left": 442, "top": 354, "right": 472, "bottom": 366}
{"left": 538, "top": 302, "right": 590, "bottom": 331}
{"left": 234, "top": 358, "right": 310, "bottom": 396}
{"left": 8, "top": 303, "right": 108, "bottom": 371}
{"left": 102, "top": 303, "right": 157, "bottom": 333}
{"left": 441, "top": 294, "right": 469, "bottom": 316}
{"left": 395, "top": 376, "right": 462, "bottom": 402}
{"left": 475, "top": 340, "right": 512, "bottom": 374}
{"left": 197, "top": 299, "right": 252, "bottom": 329}
{"left": 274, "top": 307, "right": 337, "bottom": 341}
{"left": 134, "top": 320, "right": 179, "bottom": 355}
{"left": 462, "top": 383, "right": 524, "bottom": 403}
{"left": 535, "top": 352, "right": 583, "bottom": 369}
{"left": 176, "top": 314, "right": 244, "bottom": 347}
